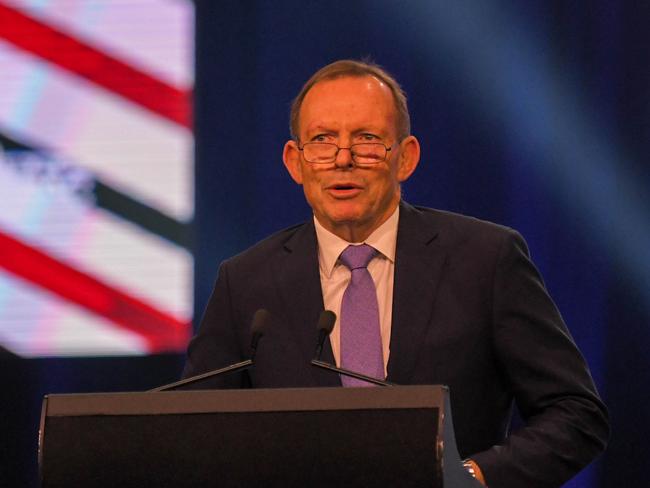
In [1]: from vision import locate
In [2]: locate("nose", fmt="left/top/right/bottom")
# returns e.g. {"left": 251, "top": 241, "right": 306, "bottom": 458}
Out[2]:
{"left": 334, "top": 146, "right": 354, "bottom": 168}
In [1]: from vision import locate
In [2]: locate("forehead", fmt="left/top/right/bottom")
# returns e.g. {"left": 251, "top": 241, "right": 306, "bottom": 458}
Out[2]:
{"left": 299, "top": 76, "right": 397, "bottom": 136}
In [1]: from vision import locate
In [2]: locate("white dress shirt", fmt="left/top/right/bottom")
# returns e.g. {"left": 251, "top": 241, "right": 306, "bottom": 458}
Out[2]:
{"left": 313, "top": 205, "right": 399, "bottom": 376}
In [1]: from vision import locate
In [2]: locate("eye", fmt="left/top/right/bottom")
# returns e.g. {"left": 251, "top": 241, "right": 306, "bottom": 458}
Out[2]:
{"left": 358, "top": 133, "right": 380, "bottom": 142}
{"left": 311, "top": 133, "right": 332, "bottom": 143}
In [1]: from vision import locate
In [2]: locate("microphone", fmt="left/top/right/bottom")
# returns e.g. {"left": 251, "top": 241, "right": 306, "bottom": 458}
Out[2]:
{"left": 249, "top": 308, "right": 270, "bottom": 361}
{"left": 310, "top": 310, "right": 394, "bottom": 387}
{"left": 150, "top": 309, "right": 271, "bottom": 392}
{"left": 315, "top": 310, "right": 336, "bottom": 360}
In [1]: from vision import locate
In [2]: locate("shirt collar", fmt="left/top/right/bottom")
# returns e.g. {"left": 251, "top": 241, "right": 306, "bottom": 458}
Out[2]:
{"left": 314, "top": 205, "right": 400, "bottom": 278}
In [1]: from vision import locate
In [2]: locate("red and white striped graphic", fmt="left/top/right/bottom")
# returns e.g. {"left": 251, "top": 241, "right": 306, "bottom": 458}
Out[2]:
{"left": 0, "top": 0, "right": 194, "bottom": 356}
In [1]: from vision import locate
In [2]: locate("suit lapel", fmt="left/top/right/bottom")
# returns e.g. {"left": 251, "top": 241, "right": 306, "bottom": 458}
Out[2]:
{"left": 272, "top": 221, "right": 341, "bottom": 387}
{"left": 387, "top": 202, "right": 447, "bottom": 384}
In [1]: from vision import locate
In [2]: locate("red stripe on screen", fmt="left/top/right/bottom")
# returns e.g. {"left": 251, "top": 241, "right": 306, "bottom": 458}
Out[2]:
{"left": 0, "top": 3, "right": 191, "bottom": 128}
{"left": 0, "top": 230, "right": 190, "bottom": 353}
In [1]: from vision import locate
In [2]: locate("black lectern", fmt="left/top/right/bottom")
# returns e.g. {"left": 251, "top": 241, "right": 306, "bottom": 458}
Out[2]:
{"left": 39, "top": 385, "right": 482, "bottom": 487}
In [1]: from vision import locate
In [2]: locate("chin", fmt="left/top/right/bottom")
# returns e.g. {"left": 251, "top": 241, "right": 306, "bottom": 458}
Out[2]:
{"left": 328, "top": 212, "right": 365, "bottom": 229}
{"left": 325, "top": 207, "right": 366, "bottom": 225}
{"left": 330, "top": 200, "right": 366, "bottom": 214}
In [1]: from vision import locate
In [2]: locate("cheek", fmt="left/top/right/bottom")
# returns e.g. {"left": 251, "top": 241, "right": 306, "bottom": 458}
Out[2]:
{"left": 301, "top": 174, "right": 325, "bottom": 205}
{"left": 303, "top": 173, "right": 322, "bottom": 192}
{"left": 370, "top": 172, "right": 397, "bottom": 195}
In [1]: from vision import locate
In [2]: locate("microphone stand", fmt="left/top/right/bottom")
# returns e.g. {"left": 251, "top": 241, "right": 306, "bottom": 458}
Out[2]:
{"left": 311, "top": 359, "right": 394, "bottom": 387}
{"left": 149, "top": 359, "right": 252, "bottom": 392}
{"left": 150, "top": 308, "right": 271, "bottom": 392}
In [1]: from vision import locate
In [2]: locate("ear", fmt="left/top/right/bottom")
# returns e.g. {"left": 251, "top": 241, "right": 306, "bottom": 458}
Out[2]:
{"left": 283, "top": 140, "right": 304, "bottom": 184}
{"left": 396, "top": 135, "right": 421, "bottom": 182}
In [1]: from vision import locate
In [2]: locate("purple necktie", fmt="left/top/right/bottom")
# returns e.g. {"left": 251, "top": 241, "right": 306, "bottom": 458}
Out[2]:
{"left": 339, "top": 244, "right": 384, "bottom": 387}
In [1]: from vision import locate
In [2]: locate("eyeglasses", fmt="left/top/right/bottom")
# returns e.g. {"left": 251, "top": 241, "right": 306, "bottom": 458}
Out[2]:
{"left": 298, "top": 142, "right": 392, "bottom": 165}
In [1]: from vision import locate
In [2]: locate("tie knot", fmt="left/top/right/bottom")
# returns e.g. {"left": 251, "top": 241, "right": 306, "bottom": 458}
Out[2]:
{"left": 340, "top": 244, "right": 377, "bottom": 270}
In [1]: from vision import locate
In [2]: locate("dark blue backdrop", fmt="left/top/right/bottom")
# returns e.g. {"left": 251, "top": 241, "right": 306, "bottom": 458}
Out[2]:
{"left": 2, "top": 1, "right": 648, "bottom": 487}
{"left": 192, "top": 2, "right": 649, "bottom": 487}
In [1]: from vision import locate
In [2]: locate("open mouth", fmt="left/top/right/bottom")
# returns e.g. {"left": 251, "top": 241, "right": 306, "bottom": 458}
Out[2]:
{"left": 328, "top": 181, "right": 362, "bottom": 190}
{"left": 326, "top": 184, "right": 363, "bottom": 198}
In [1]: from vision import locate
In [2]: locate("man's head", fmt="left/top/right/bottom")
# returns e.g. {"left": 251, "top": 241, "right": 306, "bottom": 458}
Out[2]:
{"left": 283, "top": 60, "right": 420, "bottom": 242}
{"left": 289, "top": 59, "right": 411, "bottom": 142}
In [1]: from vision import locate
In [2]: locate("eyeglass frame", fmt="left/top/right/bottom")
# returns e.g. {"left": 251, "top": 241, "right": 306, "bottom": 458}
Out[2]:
{"left": 297, "top": 141, "right": 395, "bottom": 165}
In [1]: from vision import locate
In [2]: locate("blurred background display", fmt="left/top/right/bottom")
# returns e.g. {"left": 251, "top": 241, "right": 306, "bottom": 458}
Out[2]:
{"left": 0, "top": 0, "right": 194, "bottom": 357}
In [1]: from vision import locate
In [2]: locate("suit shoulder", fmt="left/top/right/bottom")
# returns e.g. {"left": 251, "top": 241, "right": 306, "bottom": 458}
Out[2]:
{"left": 403, "top": 204, "right": 528, "bottom": 260}
{"left": 223, "top": 221, "right": 310, "bottom": 269}
{"left": 410, "top": 205, "right": 517, "bottom": 240}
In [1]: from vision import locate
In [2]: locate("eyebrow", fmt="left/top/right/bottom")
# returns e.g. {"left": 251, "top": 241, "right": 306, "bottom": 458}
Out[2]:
{"left": 305, "top": 124, "right": 388, "bottom": 136}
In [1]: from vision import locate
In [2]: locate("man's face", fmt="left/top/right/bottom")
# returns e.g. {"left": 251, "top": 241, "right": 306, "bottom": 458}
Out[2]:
{"left": 283, "top": 75, "right": 419, "bottom": 241}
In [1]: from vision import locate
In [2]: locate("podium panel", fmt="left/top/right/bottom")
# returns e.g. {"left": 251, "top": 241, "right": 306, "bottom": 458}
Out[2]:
{"left": 40, "top": 385, "right": 481, "bottom": 487}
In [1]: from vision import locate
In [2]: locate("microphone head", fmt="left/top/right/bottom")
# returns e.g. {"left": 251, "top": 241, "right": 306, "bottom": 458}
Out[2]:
{"left": 250, "top": 309, "right": 271, "bottom": 351}
{"left": 317, "top": 310, "right": 336, "bottom": 336}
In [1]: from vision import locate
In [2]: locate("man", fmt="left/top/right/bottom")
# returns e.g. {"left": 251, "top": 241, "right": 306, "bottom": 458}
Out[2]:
{"left": 183, "top": 60, "right": 609, "bottom": 487}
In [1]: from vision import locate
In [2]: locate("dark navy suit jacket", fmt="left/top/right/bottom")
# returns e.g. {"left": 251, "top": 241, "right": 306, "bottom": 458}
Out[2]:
{"left": 183, "top": 201, "right": 608, "bottom": 488}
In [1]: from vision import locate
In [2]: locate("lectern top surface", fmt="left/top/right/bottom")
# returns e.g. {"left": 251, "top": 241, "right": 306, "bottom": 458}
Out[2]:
{"left": 43, "top": 384, "right": 448, "bottom": 416}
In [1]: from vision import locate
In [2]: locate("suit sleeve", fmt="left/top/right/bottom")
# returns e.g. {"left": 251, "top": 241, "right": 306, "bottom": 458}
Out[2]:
{"left": 181, "top": 261, "right": 251, "bottom": 389}
{"left": 471, "top": 230, "right": 609, "bottom": 488}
